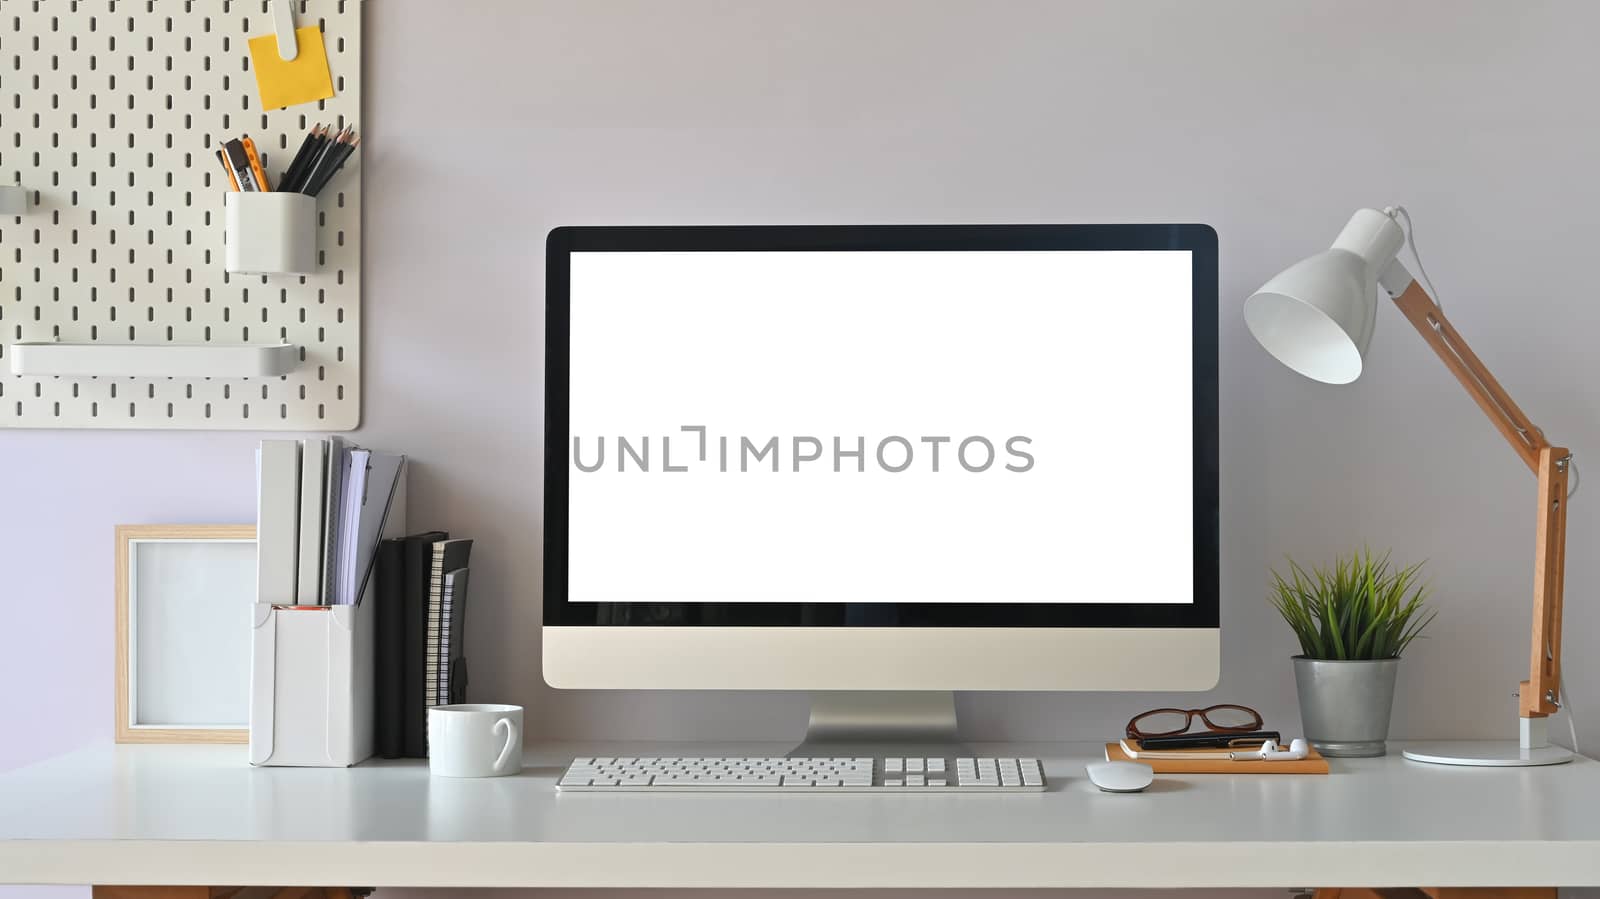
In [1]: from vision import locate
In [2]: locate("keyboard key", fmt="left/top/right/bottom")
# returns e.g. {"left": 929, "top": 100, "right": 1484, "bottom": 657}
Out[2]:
{"left": 928, "top": 758, "right": 946, "bottom": 772}
{"left": 928, "top": 778, "right": 947, "bottom": 787}
{"left": 883, "top": 779, "right": 903, "bottom": 786}
{"left": 906, "top": 774, "right": 925, "bottom": 786}
{"left": 885, "top": 758, "right": 903, "bottom": 772}
{"left": 905, "top": 758, "right": 924, "bottom": 772}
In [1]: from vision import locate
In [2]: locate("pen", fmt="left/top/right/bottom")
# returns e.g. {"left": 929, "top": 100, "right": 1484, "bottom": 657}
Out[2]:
{"left": 241, "top": 135, "right": 271, "bottom": 191}
{"left": 215, "top": 148, "right": 240, "bottom": 191}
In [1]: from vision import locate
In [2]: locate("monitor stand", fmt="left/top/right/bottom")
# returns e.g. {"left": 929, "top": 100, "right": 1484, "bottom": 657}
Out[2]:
{"left": 787, "top": 691, "right": 973, "bottom": 758}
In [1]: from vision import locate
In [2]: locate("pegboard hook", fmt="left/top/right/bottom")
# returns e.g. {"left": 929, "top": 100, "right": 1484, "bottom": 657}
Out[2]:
{"left": 272, "top": 0, "right": 299, "bottom": 62}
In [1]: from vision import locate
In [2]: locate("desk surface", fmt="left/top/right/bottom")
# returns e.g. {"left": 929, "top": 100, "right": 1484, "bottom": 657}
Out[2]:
{"left": 2, "top": 741, "right": 1598, "bottom": 889}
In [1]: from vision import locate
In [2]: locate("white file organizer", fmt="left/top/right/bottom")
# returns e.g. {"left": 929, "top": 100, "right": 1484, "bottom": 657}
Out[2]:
{"left": 250, "top": 476, "right": 404, "bottom": 767}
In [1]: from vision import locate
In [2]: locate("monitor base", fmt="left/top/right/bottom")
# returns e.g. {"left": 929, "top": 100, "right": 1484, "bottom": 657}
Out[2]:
{"left": 787, "top": 691, "right": 974, "bottom": 758}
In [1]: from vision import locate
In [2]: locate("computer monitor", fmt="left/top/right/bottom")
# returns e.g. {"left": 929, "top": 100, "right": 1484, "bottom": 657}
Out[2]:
{"left": 544, "top": 225, "right": 1218, "bottom": 742}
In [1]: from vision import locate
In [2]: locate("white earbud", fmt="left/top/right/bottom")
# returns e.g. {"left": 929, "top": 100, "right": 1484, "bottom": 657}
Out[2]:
{"left": 1258, "top": 738, "right": 1309, "bottom": 760}
{"left": 1230, "top": 738, "right": 1309, "bottom": 761}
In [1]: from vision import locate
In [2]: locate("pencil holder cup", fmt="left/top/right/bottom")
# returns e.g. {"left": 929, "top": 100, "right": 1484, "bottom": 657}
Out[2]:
{"left": 224, "top": 192, "right": 315, "bottom": 275}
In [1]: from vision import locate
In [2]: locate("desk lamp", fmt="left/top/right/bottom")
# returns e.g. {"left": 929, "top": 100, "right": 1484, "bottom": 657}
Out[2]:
{"left": 1244, "top": 207, "right": 1573, "bottom": 767}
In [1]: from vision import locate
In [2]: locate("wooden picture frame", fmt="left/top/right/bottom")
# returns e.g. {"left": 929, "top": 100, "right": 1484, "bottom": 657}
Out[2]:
{"left": 115, "top": 524, "right": 257, "bottom": 744}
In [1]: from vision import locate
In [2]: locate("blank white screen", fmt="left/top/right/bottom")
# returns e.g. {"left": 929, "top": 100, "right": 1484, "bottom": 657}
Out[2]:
{"left": 567, "top": 250, "right": 1192, "bottom": 604}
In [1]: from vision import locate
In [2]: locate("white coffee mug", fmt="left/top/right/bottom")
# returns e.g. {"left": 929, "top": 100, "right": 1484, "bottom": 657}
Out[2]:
{"left": 427, "top": 704, "right": 523, "bottom": 778}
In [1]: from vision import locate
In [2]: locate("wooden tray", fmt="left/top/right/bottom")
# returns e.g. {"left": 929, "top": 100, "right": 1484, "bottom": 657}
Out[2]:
{"left": 1105, "top": 741, "right": 1330, "bottom": 774}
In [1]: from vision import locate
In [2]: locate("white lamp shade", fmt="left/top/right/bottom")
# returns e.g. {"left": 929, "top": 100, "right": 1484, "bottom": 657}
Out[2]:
{"left": 1243, "top": 208, "right": 1406, "bottom": 385}
{"left": 1243, "top": 250, "right": 1375, "bottom": 385}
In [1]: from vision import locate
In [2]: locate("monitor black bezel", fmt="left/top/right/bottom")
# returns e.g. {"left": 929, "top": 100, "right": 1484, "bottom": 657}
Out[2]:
{"left": 544, "top": 224, "right": 1219, "bottom": 628}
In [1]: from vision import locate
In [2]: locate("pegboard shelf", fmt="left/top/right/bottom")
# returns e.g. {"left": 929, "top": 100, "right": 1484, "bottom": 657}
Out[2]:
{"left": 8, "top": 342, "right": 300, "bottom": 379}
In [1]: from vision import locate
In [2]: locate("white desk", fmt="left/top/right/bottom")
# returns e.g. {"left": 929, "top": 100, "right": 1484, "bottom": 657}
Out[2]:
{"left": 1, "top": 742, "right": 1597, "bottom": 890}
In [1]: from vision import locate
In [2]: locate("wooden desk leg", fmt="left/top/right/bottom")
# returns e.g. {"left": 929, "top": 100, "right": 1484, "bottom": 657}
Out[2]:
{"left": 1425, "top": 891, "right": 1557, "bottom": 899}
{"left": 1312, "top": 883, "right": 1548, "bottom": 889}
{"left": 1318, "top": 883, "right": 1433, "bottom": 889}
{"left": 92, "top": 883, "right": 366, "bottom": 889}
{"left": 92, "top": 890, "right": 209, "bottom": 899}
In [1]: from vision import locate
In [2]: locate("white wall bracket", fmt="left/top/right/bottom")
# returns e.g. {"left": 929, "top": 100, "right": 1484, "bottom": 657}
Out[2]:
{"left": 8, "top": 342, "right": 300, "bottom": 379}
{"left": 272, "top": 0, "right": 299, "bottom": 61}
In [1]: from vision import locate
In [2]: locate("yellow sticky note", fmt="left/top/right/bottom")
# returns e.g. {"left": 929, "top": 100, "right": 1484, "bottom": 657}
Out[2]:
{"left": 248, "top": 26, "right": 336, "bottom": 110}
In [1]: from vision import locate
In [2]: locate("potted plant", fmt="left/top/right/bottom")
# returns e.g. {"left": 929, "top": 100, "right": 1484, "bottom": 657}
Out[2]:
{"left": 1268, "top": 549, "right": 1436, "bottom": 757}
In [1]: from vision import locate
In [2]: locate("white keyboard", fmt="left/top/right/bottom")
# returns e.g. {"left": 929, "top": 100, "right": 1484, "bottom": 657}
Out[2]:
{"left": 556, "top": 756, "right": 1047, "bottom": 792}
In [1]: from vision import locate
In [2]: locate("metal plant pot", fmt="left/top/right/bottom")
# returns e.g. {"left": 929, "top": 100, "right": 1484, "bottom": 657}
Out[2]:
{"left": 1292, "top": 656, "right": 1400, "bottom": 758}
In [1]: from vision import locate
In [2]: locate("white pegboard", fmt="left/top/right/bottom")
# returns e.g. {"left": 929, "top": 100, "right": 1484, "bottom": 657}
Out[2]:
{"left": 0, "top": 0, "right": 361, "bottom": 429}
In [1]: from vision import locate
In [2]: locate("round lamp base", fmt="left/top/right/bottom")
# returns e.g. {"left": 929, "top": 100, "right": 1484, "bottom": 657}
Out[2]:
{"left": 1402, "top": 742, "right": 1574, "bottom": 767}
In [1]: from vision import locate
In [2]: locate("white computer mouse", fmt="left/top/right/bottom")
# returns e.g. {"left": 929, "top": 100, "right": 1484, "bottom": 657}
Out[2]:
{"left": 1085, "top": 760, "right": 1155, "bottom": 793}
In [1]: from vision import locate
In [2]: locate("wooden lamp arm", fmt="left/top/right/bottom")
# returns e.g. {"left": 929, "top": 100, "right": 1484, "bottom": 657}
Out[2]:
{"left": 1388, "top": 280, "right": 1569, "bottom": 720}
{"left": 1390, "top": 282, "right": 1547, "bottom": 472}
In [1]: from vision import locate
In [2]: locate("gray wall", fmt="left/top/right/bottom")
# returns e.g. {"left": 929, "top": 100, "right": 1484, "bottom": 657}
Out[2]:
{"left": 3, "top": 1, "right": 1597, "bottom": 897}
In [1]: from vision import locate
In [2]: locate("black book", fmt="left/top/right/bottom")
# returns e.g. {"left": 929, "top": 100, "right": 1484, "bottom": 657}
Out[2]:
{"left": 401, "top": 530, "right": 448, "bottom": 758}
{"left": 373, "top": 537, "right": 406, "bottom": 759}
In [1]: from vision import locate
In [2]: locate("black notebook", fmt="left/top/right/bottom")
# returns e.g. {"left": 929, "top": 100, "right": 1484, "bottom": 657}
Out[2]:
{"left": 400, "top": 530, "right": 448, "bottom": 758}
{"left": 373, "top": 537, "right": 406, "bottom": 759}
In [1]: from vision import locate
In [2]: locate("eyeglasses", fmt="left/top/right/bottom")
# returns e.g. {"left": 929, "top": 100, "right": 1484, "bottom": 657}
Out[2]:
{"left": 1125, "top": 704, "right": 1264, "bottom": 740}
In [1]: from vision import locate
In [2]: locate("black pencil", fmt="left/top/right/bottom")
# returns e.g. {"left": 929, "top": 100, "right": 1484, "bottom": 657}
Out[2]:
{"left": 280, "top": 125, "right": 324, "bottom": 194}
{"left": 288, "top": 125, "right": 333, "bottom": 193}
{"left": 296, "top": 126, "right": 347, "bottom": 195}
{"left": 300, "top": 127, "right": 352, "bottom": 196}
{"left": 305, "top": 133, "right": 358, "bottom": 197}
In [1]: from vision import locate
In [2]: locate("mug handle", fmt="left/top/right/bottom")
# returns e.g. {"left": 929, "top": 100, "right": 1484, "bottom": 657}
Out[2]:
{"left": 493, "top": 717, "right": 520, "bottom": 772}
